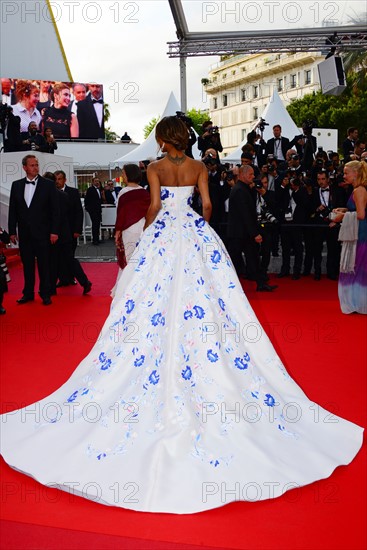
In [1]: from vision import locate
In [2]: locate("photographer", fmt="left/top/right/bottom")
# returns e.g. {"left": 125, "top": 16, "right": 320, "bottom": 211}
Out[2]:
{"left": 255, "top": 174, "right": 280, "bottom": 280}
{"left": 198, "top": 120, "right": 223, "bottom": 158}
{"left": 276, "top": 176, "right": 310, "bottom": 280}
{"left": 176, "top": 111, "right": 197, "bottom": 159}
{"left": 246, "top": 118, "right": 267, "bottom": 167}
{"left": 289, "top": 120, "right": 317, "bottom": 171}
{"left": 21, "top": 122, "right": 47, "bottom": 152}
{"left": 0, "top": 103, "right": 22, "bottom": 152}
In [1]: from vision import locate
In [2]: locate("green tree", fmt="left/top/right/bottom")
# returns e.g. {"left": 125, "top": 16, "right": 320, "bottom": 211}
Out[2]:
{"left": 286, "top": 73, "right": 367, "bottom": 149}
{"left": 143, "top": 109, "right": 210, "bottom": 139}
{"left": 103, "top": 102, "right": 119, "bottom": 141}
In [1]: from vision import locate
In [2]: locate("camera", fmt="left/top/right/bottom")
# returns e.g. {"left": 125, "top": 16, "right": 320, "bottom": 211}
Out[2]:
{"left": 258, "top": 118, "right": 269, "bottom": 133}
{"left": 255, "top": 182, "right": 263, "bottom": 189}
{"left": 267, "top": 164, "right": 276, "bottom": 173}
{"left": 290, "top": 154, "right": 299, "bottom": 161}
{"left": 209, "top": 126, "right": 219, "bottom": 135}
{"left": 203, "top": 153, "right": 218, "bottom": 167}
{"left": 176, "top": 111, "right": 193, "bottom": 128}
{"left": 319, "top": 206, "right": 331, "bottom": 218}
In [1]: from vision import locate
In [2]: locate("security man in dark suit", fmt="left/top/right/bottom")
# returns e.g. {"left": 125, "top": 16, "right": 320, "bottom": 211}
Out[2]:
{"left": 54, "top": 170, "right": 92, "bottom": 293}
{"left": 227, "top": 165, "right": 277, "bottom": 292}
{"left": 8, "top": 155, "right": 60, "bottom": 305}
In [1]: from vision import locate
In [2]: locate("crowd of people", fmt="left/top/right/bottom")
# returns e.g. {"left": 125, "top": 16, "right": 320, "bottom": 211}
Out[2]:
{"left": 1, "top": 115, "right": 366, "bottom": 314}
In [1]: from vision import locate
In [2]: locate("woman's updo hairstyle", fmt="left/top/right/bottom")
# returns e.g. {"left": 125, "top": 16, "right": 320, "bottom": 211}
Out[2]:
{"left": 155, "top": 116, "right": 189, "bottom": 151}
{"left": 15, "top": 80, "right": 39, "bottom": 101}
{"left": 50, "top": 82, "right": 69, "bottom": 102}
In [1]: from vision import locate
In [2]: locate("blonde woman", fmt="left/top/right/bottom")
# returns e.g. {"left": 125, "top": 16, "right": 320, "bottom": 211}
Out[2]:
{"left": 333, "top": 160, "right": 367, "bottom": 313}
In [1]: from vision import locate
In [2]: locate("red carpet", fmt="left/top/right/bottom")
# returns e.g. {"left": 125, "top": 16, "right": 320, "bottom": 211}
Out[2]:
{"left": 1, "top": 263, "right": 366, "bottom": 550}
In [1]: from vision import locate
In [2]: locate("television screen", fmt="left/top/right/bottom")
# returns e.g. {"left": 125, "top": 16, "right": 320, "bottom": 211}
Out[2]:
{"left": 1, "top": 77, "right": 105, "bottom": 140}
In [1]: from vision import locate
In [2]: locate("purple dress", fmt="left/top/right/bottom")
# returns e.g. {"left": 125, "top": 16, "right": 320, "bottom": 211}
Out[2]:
{"left": 338, "top": 194, "right": 367, "bottom": 314}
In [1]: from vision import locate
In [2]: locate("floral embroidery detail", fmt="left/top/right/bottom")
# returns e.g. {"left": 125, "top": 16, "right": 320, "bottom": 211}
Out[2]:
{"left": 67, "top": 390, "right": 78, "bottom": 403}
{"left": 184, "top": 310, "right": 193, "bottom": 320}
{"left": 149, "top": 370, "right": 160, "bottom": 385}
{"left": 134, "top": 355, "right": 145, "bottom": 367}
{"left": 160, "top": 188, "right": 169, "bottom": 200}
{"left": 193, "top": 305, "right": 205, "bottom": 319}
{"left": 211, "top": 250, "right": 221, "bottom": 264}
{"left": 234, "top": 356, "right": 249, "bottom": 370}
{"left": 207, "top": 350, "right": 219, "bottom": 363}
{"left": 181, "top": 366, "right": 192, "bottom": 380}
{"left": 195, "top": 218, "right": 205, "bottom": 228}
{"left": 125, "top": 300, "right": 135, "bottom": 314}
{"left": 264, "top": 394, "right": 276, "bottom": 407}
{"left": 218, "top": 298, "right": 226, "bottom": 311}
{"left": 151, "top": 313, "right": 165, "bottom": 327}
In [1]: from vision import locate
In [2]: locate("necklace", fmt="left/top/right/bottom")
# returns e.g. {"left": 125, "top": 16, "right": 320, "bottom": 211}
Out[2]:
{"left": 166, "top": 153, "right": 187, "bottom": 165}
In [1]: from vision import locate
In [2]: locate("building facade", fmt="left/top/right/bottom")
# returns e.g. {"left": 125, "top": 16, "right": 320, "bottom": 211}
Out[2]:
{"left": 204, "top": 51, "right": 325, "bottom": 155}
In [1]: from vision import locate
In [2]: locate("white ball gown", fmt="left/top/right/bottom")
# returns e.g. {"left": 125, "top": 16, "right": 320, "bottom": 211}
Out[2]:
{"left": 0, "top": 186, "right": 363, "bottom": 514}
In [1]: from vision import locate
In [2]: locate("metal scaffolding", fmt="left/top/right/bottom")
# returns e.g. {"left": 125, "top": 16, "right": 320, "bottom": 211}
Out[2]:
{"left": 168, "top": 26, "right": 367, "bottom": 57}
{"left": 167, "top": 0, "right": 367, "bottom": 109}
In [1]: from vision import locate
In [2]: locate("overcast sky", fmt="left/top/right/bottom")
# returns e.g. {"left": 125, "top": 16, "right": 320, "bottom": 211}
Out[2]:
{"left": 53, "top": 0, "right": 366, "bottom": 143}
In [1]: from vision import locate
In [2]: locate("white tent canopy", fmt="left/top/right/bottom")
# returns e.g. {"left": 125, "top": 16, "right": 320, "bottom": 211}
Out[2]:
{"left": 224, "top": 90, "right": 300, "bottom": 163}
{"left": 114, "top": 92, "right": 200, "bottom": 165}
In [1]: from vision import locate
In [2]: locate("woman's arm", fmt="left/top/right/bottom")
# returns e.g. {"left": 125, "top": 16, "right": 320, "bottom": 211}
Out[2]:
{"left": 354, "top": 187, "right": 367, "bottom": 221}
{"left": 70, "top": 114, "right": 79, "bottom": 138}
{"left": 197, "top": 163, "right": 212, "bottom": 222}
{"left": 144, "top": 164, "right": 162, "bottom": 230}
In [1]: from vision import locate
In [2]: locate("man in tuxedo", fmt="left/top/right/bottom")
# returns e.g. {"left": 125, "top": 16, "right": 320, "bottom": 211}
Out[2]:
{"left": 84, "top": 177, "right": 102, "bottom": 245}
{"left": 342, "top": 127, "right": 358, "bottom": 161}
{"left": 8, "top": 155, "right": 60, "bottom": 305}
{"left": 54, "top": 171, "right": 92, "bottom": 293}
{"left": 1, "top": 78, "right": 16, "bottom": 106}
{"left": 77, "top": 83, "right": 105, "bottom": 139}
{"left": 265, "top": 124, "right": 290, "bottom": 163}
{"left": 308, "top": 170, "right": 343, "bottom": 280}
{"left": 227, "top": 165, "right": 277, "bottom": 292}
{"left": 1, "top": 104, "right": 22, "bottom": 152}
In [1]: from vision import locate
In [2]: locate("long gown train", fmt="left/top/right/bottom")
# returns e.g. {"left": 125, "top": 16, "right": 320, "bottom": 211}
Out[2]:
{"left": 0, "top": 187, "right": 363, "bottom": 513}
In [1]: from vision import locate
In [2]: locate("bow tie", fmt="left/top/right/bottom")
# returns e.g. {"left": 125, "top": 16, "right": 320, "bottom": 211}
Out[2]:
{"left": 321, "top": 188, "right": 330, "bottom": 193}
{"left": 26, "top": 179, "right": 36, "bottom": 185}
{"left": 275, "top": 138, "right": 281, "bottom": 141}
{"left": 92, "top": 99, "right": 103, "bottom": 104}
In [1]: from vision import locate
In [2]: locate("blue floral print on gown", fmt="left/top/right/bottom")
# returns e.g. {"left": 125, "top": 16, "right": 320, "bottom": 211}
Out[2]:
{"left": 0, "top": 186, "right": 363, "bottom": 513}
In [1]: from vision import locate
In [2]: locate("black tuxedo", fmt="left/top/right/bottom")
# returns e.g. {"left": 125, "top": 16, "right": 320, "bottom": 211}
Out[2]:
{"left": 307, "top": 185, "right": 343, "bottom": 278}
{"left": 64, "top": 185, "right": 83, "bottom": 235}
{"left": 8, "top": 175, "right": 60, "bottom": 299}
{"left": 77, "top": 95, "right": 105, "bottom": 139}
{"left": 84, "top": 185, "right": 102, "bottom": 243}
{"left": 52, "top": 188, "right": 88, "bottom": 288}
{"left": 227, "top": 181, "right": 264, "bottom": 283}
{"left": 265, "top": 136, "right": 290, "bottom": 160}
{"left": 342, "top": 138, "right": 355, "bottom": 161}
{"left": 104, "top": 188, "right": 121, "bottom": 205}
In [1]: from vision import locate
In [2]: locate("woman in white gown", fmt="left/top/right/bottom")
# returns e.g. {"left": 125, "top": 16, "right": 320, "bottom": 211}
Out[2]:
{"left": 0, "top": 117, "right": 363, "bottom": 514}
